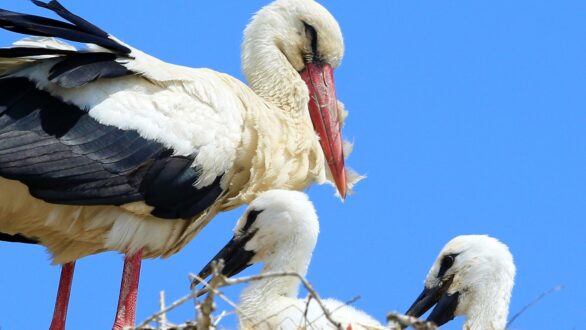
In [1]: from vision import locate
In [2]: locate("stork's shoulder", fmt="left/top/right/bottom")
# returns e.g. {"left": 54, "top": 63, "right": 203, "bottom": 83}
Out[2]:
{"left": 121, "top": 46, "right": 209, "bottom": 83}
{"left": 120, "top": 45, "right": 263, "bottom": 117}
{"left": 123, "top": 45, "right": 253, "bottom": 94}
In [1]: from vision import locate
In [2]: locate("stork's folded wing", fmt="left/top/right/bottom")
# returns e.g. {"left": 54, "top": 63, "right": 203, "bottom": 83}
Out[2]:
{"left": 0, "top": 77, "right": 223, "bottom": 220}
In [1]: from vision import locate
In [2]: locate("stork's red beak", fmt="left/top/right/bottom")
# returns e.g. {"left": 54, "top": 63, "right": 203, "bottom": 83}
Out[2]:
{"left": 300, "top": 63, "right": 347, "bottom": 199}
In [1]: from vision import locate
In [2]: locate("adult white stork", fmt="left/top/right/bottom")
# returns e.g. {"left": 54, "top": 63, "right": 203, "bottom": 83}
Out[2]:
{"left": 196, "top": 190, "right": 384, "bottom": 330}
{"left": 405, "top": 235, "right": 516, "bottom": 329}
{"left": 0, "top": 0, "right": 359, "bottom": 329}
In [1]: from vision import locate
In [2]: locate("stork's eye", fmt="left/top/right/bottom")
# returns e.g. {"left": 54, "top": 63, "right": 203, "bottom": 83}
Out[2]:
{"left": 437, "top": 254, "right": 458, "bottom": 278}
{"left": 303, "top": 22, "right": 319, "bottom": 58}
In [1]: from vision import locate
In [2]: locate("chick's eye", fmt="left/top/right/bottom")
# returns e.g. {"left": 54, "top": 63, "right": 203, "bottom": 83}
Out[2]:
{"left": 242, "top": 210, "right": 262, "bottom": 233}
{"left": 437, "top": 254, "right": 457, "bottom": 278}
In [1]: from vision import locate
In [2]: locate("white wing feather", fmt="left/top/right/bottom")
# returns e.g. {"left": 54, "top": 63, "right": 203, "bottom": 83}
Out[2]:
{"left": 5, "top": 37, "right": 245, "bottom": 188}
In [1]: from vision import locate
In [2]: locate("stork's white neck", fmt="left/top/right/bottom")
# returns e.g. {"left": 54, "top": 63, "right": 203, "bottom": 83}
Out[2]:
{"left": 221, "top": 34, "right": 326, "bottom": 210}
{"left": 239, "top": 236, "right": 313, "bottom": 312}
{"left": 461, "top": 281, "right": 512, "bottom": 330}
{"left": 241, "top": 28, "right": 309, "bottom": 114}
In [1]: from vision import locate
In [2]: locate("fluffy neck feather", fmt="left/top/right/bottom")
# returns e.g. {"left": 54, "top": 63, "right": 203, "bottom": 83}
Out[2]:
{"left": 239, "top": 235, "right": 314, "bottom": 314}
{"left": 217, "top": 77, "right": 325, "bottom": 211}
{"left": 461, "top": 278, "right": 512, "bottom": 330}
{"left": 216, "top": 6, "right": 328, "bottom": 210}
{"left": 241, "top": 16, "right": 309, "bottom": 113}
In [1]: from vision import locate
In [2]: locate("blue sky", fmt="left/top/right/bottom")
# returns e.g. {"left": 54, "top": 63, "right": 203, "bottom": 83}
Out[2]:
{"left": 1, "top": 1, "right": 585, "bottom": 329}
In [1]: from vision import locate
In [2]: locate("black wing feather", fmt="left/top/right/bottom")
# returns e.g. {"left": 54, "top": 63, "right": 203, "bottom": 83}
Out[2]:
{"left": 0, "top": 1, "right": 132, "bottom": 87}
{"left": 0, "top": 10, "right": 128, "bottom": 54}
{"left": 0, "top": 47, "right": 75, "bottom": 58}
{"left": 31, "top": 0, "right": 110, "bottom": 38}
{"left": 0, "top": 2, "right": 130, "bottom": 54}
{"left": 0, "top": 78, "right": 224, "bottom": 220}
{"left": 0, "top": 3, "right": 225, "bottom": 219}
{"left": 48, "top": 53, "right": 129, "bottom": 88}
{"left": 0, "top": 232, "right": 39, "bottom": 244}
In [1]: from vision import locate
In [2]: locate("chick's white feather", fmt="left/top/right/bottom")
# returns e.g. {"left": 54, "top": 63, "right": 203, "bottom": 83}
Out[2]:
{"left": 226, "top": 190, "right": 383, "bottom": 330}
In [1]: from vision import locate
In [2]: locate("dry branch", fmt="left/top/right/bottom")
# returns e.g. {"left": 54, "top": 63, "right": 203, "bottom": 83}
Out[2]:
{"left": 506, "top": 285, "right": 563, "bottom": 328}
{"left": 137, "top": 268, "right": 377, "bottom": 330}
{"left": 221, "top": 271, "right": 343, "bottom": 330}
{"left": 386, "top": 312, "right": 437, "bottom": 330}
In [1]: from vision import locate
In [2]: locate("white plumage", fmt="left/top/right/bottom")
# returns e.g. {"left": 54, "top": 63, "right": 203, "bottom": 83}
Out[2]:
{"left": 406, "top": 235, "right": 516, "bottom": 330}
{"left": 0, "top": 0, "right": 358, "bottom": 329}
{"left": 197, "top": 190, "right": 384, "bottom": 330}
{"left": 0, "top": 0, "right": 358, "bottom": 261}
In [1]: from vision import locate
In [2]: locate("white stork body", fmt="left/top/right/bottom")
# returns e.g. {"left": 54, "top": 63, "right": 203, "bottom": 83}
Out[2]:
{"left": 0, "top": 0, "right": 356, "bottom": 328}
{"left": 0, "top": 45, "right": 325, "bottom": 262}
{"left": 406, "top": 235, "right": 516, "bottom": 330}
{"left": 0, "top": 29, "right": 330, "bottom": 264}
{"left": 0, "top": 0, "right": 356, "bottom": 262}
{"left": 197, "top": 190, "right": 383, "bottom": 330}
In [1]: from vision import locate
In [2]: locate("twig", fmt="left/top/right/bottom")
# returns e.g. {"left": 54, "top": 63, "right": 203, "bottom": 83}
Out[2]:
{"left": 195, "top": 292, "right": 215, "bottom": 329}
{"left": 137, "top": 262, "right": 229, "bottom": 330}
{"left": 303, "top": 294, "right": 314, "bottom": 329}
{"left": 507, "top": 285, "right": 563, "bottom": 328}
{"left": 139, "top": 270, "right": 347, "bottom": 330}
{"left": 387, "top": 312, "right": 437, "bottom": 330}
{"left": 189, "top": 272, "right": 252, "bottom": 326}
{"left": 212, "top": 310, "right": 233, "bottom": 327}
{"left": 308, "top": 295, "right": 361, "bottom": 327}
{"left": 136, "top": 291, "right": 200, "bottom": 329}
{"left": 158, "top": 291, "right": 169, "bottom": 330}
{"left": 196, "top": 261, "right": 225, "bottom": 330}
{"left": 330, "top": 295, "right": 361, "bottom": 314}
{"left": 250, "top": 298, "right": 313, "bottom": 329}
{"left": 191, "top": 274, "right": 199, "bottom": 322}
{"left": 167, "top": 322, "right": 197, "bottom": 330}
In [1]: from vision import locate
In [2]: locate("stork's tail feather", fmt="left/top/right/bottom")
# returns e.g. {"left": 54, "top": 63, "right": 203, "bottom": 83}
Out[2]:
{"left": 0, "top": 232, "right": 39, "bottom": 244}
{"left": 31, "top": 0, "right": 108, "bottom": 38}
{"left": 0, "top": 0, "right": 130, "bottom": 54}
{"left": 0, "top": 1, "right": 134, "bottom": 86}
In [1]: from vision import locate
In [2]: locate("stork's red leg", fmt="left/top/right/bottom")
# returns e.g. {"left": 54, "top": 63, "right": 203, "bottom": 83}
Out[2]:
{"left": 112, "top": 248, "right": 143, "bottom": 330}
{"left": 49, "top": 261, "right": 76, "bottom": 330}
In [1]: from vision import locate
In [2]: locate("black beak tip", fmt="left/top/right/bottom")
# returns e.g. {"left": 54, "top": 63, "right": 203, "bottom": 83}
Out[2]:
{"left": 191, "top": 233, "right": 257, "bottom": 291}
{"left": 190, "top": 269, "right": 210, "bottom": 290}
{"left": 426, "top": 291, "right": 460, "bottom": 327}
{"left": 405, "top": 287, "right": 435, "bottom": 318}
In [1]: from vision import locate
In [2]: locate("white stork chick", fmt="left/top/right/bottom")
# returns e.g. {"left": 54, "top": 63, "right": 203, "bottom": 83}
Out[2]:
{"left": 405, "top": 235, "right": 516, "bottom": 330}
{"left": 0, "top": 0, "right": 358, "bottom": 329}
{"left": 197, "top": 190, "right": 384, "bottom": 330}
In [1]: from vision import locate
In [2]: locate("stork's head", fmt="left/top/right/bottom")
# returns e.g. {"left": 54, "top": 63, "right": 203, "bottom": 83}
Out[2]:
{"left": 242, "top": 0, "right": 347, "bottom": 198}
{"left": 244, "top": 0, "right": 343, "bottom": 72}
{"left": 406, "top": 235, "right": 516, "bottom": 328}
{"left": 196, "top": 190, "right": 319, "bottom": 283}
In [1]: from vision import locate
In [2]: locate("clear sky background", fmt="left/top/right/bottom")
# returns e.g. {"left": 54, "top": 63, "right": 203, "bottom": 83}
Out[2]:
{"left": 0, "top": 1, "right": 585, "bottom": 329}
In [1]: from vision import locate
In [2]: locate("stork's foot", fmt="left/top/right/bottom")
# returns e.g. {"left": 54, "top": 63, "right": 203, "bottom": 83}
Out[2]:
{"left": 49, "top": 261, "right": 76, "bottom": 330}
{"left": 112, "top": 248, "right": 143, "bottom": 330}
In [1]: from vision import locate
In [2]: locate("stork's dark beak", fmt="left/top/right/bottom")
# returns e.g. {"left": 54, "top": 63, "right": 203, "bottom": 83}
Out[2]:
{"left": 192, "top": 231, "right": 257, "bottom": 291}
{"left": 300, "top": 63, "right": 347, "bottom": 199}
{"left": 405, "top": 277, "right": 460, "bottom": 327}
